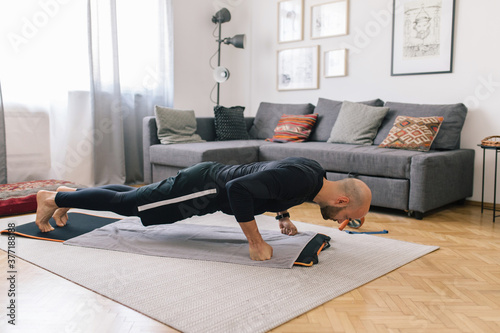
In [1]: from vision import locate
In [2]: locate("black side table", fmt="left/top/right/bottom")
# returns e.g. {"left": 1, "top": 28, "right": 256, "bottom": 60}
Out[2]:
{"left": 479, "top": 144, "right": 500, "bottom": 222}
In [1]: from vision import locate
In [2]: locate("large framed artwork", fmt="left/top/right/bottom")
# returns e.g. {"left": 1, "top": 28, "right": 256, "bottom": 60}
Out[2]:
{"left": 311, "top": 0, "right": 349, "bottom": 39}
{"left": 391, "top": 0, "right": 456, "bottom": 76}
{"left": 277, "top": 46, "right": 319, "bottom": 91}
{"left": 278, "top": 0, "right": 304, "bottom": 43}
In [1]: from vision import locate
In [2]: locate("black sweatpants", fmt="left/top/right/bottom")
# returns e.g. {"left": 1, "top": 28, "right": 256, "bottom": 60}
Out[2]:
{"left": 135, "top": 162, "right": 221, "bottom": 226}
{"left": 55, "top": 185, "right": 139, "bottom": 217}
{"left": 54, "top": 162, "right": 222, "bottom": 226}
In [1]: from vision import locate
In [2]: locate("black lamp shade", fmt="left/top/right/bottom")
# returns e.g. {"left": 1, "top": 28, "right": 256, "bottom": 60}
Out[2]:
{"left": 212, "top": 8, "right": 231, "bottom": 24}
{"left": 224, "top": 34, "right": 245, "bottom": 49}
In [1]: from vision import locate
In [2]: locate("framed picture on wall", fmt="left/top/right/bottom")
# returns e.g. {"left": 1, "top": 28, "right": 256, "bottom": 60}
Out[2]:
{"left": 325, "top": 49, "right": 347, "bottom": 77}
{"left": 278, "top": 0, "right": 304, "bottom": 43}
{"left": 277, "top": 46, "right": 319, "bottom": 91}
{"left": 311, "top": 0, "right": 349, "bottom": 39}
{"left": 391, "top": 0, "right": 456, "bottom": 76}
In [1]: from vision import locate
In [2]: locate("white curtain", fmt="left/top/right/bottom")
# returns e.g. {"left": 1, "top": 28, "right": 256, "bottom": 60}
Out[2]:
{"left": 88, "top": 0, "right": 173, "bottom": 185}
{"left": 0, "top": 0, "right": 173, "bottom": 186}
{"left": 0, "top": 82, "right": 6, "bottom": 184}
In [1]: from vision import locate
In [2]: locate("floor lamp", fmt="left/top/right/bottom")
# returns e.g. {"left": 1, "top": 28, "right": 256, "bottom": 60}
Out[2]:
{"left": 212, "top": 8, "right": 245, "bottom": 105}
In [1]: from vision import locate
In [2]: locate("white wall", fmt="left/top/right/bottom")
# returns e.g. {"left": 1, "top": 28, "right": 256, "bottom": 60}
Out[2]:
{"left": 174, "top": 0, "right": 500, "bottom": 204}
{"left": 172, "top": 0, "right": 251, "bottom": 113}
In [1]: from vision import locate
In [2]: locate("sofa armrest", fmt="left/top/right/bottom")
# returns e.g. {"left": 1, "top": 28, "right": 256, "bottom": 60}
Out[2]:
{"left": 143, "top": 116, "right": 159, "bottom": 183}
{"left": 409, "top": 149, "right": 474, "bottom": 214}
{"left": 142, "top": 116, "right": 217, "bottom": 183}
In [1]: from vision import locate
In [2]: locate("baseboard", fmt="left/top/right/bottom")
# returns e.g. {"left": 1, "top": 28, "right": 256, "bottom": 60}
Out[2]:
{"left": 466, "top": 200, "right": 500, "bottom": 210}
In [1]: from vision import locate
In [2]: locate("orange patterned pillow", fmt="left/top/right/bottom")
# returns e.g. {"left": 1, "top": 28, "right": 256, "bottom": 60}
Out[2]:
{"left": 266, "top": 114, "right": 318, "bottom": 143}
{"left": 378, "top": 116, "right": 444, "bottom": 151}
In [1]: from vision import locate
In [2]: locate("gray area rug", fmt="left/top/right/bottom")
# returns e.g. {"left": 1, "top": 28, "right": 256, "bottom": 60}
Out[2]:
{"left": 64, "top": 218, "right": 317, "bottom": 269}
{"left": 0, "top": 210, "right": 439, "bottom": 333}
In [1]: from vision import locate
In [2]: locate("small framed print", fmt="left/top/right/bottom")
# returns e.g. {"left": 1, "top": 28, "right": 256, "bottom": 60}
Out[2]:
{"left": 325, "top": 49, "right": 347, "bottom": 77}
{"left": 311, "top": 0, "right": 349, "bottom": 39}
{"left": 278, "top": 0, "right": 304, "bottom": 43}
{"left": 277, "top": 46, "right": 319, "bottom": 91}
{"left": 391, "top": 0, "right": 456, "bottom": 75}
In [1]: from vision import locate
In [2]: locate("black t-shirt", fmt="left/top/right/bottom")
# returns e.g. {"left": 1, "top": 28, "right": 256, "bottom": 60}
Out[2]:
{"left": 214, "top": 157, "right": 326, "bottom": 222}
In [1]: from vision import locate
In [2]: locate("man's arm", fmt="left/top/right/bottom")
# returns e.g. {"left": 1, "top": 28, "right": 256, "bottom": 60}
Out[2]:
{"left": 238, "top": 219, "right": 273, "bottom": 261}
{"left": 226, "top": 168, "right": 310, "bottom": 260}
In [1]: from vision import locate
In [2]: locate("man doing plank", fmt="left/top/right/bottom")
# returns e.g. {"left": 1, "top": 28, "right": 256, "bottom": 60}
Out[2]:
{"left": 35, "top": 157, "right": 371, "bottom": 261}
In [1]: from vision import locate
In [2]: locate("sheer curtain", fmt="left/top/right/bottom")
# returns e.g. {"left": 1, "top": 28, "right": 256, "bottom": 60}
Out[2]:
{"left": 0, "top": 0, "right": 90, "bottom": 184}
{"left": 0, "top": 82, "right": 6, "bottom": 184}
{"left": 0, "top": 0, "right": 173, "bottom": 186}
{"left": 88, "top": 0, "right": 173, "bottom": 185}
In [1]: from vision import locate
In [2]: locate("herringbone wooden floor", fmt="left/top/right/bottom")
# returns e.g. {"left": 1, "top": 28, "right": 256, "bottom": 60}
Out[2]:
{"left": 1, "top": 202, "right": 499, "bottom": 332}
{"left": 272, "top": 202, "right": 500, "bottom": 333}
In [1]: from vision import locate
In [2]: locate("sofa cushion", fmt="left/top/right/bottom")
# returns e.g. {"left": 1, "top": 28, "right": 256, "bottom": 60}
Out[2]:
{"left": 310, "top": 98, "right": 384, "bottom": 142}
{"left": 373, "top": 102, "right": 467, "bottom": 150}
{"left": 155, "top": 106, "right": 205, "bottom": 145}
{"left": 259, "top": 142, "right": 426, "bottom": 179}
{"left": 149, "top": 140, "right": 266, "bottom": 168}
{"left": 327, "top": 101, "right": 389, "bottom": 145}
{"left": 248, "top": 102, "right": 315, "bottom": 139}
{"left": 379, "top": 116, "right": 444, "bottom": 152}
{"left": 266, "top": 114, "right": 318, "bottom": 142}
{"left": 214, "top": 105, "right": 250, "bottom": 141}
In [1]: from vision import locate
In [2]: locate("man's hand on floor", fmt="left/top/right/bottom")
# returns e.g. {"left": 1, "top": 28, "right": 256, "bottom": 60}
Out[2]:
{"left": 249, "top": 241, "right": 273, "bottom": 261}
{"left": 279, "top": 218, "right": 298, "bottom": 236}
{"left": 239, "top": 219, "right": 273, "bottom": 261}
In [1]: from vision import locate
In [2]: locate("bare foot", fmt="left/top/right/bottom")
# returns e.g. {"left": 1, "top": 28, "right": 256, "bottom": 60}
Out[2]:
{"left": 53, "top": 209, "right": 70, "bottom": 227}
{"left": 35, "top": 190, "right": 59, "bottom": 232}
{"left": 52, "top": 186, "right": 76, "bottom": 227}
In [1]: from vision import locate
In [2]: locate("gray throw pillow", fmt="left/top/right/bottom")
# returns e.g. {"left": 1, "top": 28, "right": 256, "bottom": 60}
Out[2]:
{"left": 327, "top": 101, "right": 389, "bottom": 145}
{"left": 154, "top": 106, "right": 205, "bottom": 145}
{"left": 310, "top": 98, "right": 384, "bottom": 141}
{"left": 248, "top": 102, "right": 315, "bottom": 139}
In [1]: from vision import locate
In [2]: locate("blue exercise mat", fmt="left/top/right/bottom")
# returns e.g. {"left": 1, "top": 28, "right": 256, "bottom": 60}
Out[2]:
{"left": 0, "top": 212, "right": 119, "bottom": 242}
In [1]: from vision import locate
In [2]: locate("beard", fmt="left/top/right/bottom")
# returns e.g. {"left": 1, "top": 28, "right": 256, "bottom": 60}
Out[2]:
{"left": 320, "top": 205, "right": 346, "bottom": 220}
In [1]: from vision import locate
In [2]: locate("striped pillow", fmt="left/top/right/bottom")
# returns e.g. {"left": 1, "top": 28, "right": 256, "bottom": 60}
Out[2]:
{"left": 266, "top": 114, "right": 318, "bottom": 142}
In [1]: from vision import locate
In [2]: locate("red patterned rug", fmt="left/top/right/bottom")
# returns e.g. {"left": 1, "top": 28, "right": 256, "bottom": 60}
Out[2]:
{"left": 0, "top": 180, "right": 80, "bottom": 216}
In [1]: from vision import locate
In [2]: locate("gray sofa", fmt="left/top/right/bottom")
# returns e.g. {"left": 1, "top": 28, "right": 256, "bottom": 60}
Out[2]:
{"left": 143, "top": 99, "right": 474, "bottom": 219}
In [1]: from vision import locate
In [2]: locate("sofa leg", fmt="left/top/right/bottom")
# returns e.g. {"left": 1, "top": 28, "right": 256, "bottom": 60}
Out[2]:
{"left": 413, "top": 211, "right": 424, "bottom": 220}
{"left": 407, "top": 210, "right": 424, "bottom": 219}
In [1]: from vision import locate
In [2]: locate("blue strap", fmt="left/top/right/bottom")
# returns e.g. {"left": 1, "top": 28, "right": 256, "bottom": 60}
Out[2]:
{"left": 344, "top": 230, "right": 389, "bottom": 234}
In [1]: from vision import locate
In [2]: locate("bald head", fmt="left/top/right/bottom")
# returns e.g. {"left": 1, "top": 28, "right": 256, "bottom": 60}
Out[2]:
{"left": 315, "top": 178, "right": 372, "bottom": 222}
{"left": 337, "top": 178, "right": 372, "bottom": 216}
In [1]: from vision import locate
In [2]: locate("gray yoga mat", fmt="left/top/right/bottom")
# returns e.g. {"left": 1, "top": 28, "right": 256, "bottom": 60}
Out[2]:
{"left": 64, "top": 216, "right": 317, "bottom": 269}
